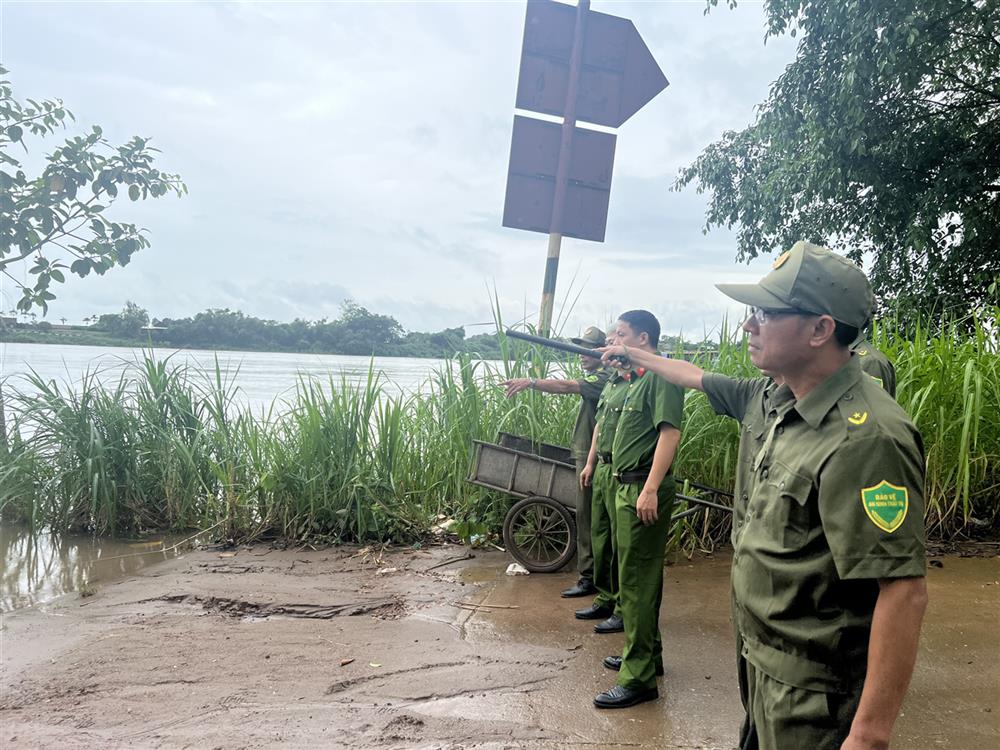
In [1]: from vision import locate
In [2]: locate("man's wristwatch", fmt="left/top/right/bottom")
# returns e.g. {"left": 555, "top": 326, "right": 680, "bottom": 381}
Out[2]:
{"left": 529, "top": 378, "right": 537, "bottom": 388}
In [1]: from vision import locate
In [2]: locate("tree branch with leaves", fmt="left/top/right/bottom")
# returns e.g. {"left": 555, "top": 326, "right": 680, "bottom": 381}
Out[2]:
{"left": 0, "top": 66, "right": 186, "bottom": 314}
{"left": 683, "top": 0, "right": 1000, "bottom": 321}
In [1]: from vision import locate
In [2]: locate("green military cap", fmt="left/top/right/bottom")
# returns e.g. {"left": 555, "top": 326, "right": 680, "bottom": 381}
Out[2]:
{"left": 715, "top": 240, "right": 873, "bottom": 329}
{"left": 570, "top": 325, "right": 607, "bottom": 348}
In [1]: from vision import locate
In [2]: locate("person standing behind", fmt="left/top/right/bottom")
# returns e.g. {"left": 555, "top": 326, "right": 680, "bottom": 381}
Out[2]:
{"left": 852, "top": 337, "right": 897, "bottom": 397}
{"left": 591, "top": 310, "right": 684, "bottom": 709}
{"left": 577, "top": 331, "right": 632, "bottom": 633}
{"left": 600, "top": 241, "right": 927, "bottom": 748}
{"left": 502, "top": 326, "right": 609, "bottom": 598}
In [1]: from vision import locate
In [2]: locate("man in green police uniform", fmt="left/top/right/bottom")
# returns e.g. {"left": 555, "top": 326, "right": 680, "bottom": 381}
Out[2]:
{"left": 852, "top": 337, "right": 897, "bottom": 397}
{"left": 576, "top": 329, "right": 630, "bottom": 632}
{"left": 601, "top": 241, "right": 928, "bottom": 749}
{"left": 589, "top": 310, "right": 684, "bottom": 709}
{"left": 502, "top": 326, "right": 609, "bottom": 598}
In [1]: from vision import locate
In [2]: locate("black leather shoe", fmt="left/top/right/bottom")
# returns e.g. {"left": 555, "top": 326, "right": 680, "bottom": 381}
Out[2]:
{"left": 602, "top": 655, "right": 664, "bottom": 676}
{"left": 561, "top": 578, "right": 598, "bottom": 598}
{"left": 574, "top": 603, "right": 613, "bottom": 620}
{"left": 594, "top": 614, "right": 624, "bottom": 633}
{"left": 593, "top": 684, "right": 659, "bottom": 709}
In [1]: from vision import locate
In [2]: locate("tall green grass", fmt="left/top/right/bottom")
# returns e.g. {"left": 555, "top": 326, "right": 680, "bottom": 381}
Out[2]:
{"left": 1, "top": 313, "right": 997, "bottom": 544}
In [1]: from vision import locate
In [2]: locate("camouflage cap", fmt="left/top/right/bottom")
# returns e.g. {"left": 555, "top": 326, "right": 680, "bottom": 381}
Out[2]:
{"left": 569, "top": 325, "right": 606, "bottom": 348}
{"left": 715, "top": 240, "right": 873, "bottom": 329}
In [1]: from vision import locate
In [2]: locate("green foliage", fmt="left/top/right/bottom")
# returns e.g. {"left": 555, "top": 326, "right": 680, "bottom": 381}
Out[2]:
{"left": 97, "top": 300, "right": 149, "bottom": 338}
{"left": 685, "top": 1, "right": 1000, "bottom": 320}
{"left": 0, "top": 66, "right": 186, "bottom": 314}
{"left": 150, "top": 304, "right": 453, "bottom": 357}
{"left": 2, "top": 315, "right": 997, "bottom": 545}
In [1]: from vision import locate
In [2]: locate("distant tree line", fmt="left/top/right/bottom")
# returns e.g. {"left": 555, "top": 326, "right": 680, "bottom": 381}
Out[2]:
{"left": 40, "top": 300, "right": 502, "bottom": 359}
{"left": 3, "top": 301, "right": 714, "bottom": 359}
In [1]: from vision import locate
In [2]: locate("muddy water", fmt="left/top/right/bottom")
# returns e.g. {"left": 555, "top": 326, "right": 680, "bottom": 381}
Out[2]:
{"left": 461, "top": 552, "right": 1000, "bottom": 749}
{"left": 0, "top": 524, "right": 193, "bottom": 611}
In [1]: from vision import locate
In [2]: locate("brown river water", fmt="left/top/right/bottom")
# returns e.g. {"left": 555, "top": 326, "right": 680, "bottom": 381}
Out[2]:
{"left": 0, "top": 524, "right": 197, "bottom": 611}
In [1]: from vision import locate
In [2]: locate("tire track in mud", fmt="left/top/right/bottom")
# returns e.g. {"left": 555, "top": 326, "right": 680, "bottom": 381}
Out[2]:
{"left": 326, "top": 661, "right": 467, "bottom": 694}
{"left": 148, "top": 593, "right": 404, "bottom": 619}
{"left": 325, "top": 655, "right": 566, "bottom": 703}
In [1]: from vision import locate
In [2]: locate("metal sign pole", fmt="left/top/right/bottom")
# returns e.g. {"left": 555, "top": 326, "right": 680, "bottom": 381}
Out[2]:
{"left": 538, "top": 0, "right": 590, "bottom": 337}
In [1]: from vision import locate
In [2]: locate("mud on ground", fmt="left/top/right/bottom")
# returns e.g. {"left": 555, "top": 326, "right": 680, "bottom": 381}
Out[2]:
{"left": 1, "top": 544, "right": 998, "bottom": 749}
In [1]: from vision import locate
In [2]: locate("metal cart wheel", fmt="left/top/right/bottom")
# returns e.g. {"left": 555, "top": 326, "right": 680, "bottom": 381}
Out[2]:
{"left": 502, "top": 496, "right": 577, "bottom": 573}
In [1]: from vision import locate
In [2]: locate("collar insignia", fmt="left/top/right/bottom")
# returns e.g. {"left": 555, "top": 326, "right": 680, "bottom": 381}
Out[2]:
{"left": 623, "top": 367, "right": 646, "bottom": 382}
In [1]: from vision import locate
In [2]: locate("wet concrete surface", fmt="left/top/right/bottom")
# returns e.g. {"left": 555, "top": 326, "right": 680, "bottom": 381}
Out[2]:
{"left": 461, "top": 554, "right": 743, "bottom": 749}
{"left": 895, "top": 556, "right": 1000, "bottom": 748}
{"left": 0, "top": 544, "right": 997, "bottom": 748}
{"left": 458, "top": 551, "right": 1000, "bottom": 749}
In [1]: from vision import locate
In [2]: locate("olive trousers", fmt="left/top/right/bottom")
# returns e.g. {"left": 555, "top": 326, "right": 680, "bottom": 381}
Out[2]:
{"left": 589, "top": 463, "right": 620, "bottom": 614}
{"left": 574, "top": 457, "right": 594, "bottom": 580}
{"left": 738, "top": 656, "right": 863, "bottom": 750}
{"left": 615, "top": 477, "right": 675, "bottom": 690}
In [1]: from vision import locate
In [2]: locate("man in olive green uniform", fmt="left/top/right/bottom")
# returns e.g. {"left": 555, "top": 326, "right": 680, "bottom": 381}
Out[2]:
{"left": 578, "top": 334, "right": 632, "bottom": 631}
{"left": 502, "top": 326, "right": 609, "bottom": 597}
{"left": 600, "top": 242, "right": 928, "bottom": 749}
{"left": 852, "top": 337, "right": 897, "bottom": 397}
{"left": 592, "top": 310, "right": 684, "bottom": 709}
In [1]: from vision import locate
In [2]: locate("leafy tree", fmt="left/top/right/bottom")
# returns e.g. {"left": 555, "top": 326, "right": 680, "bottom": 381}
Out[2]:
{"left": 330, "top": 301, "right": 404, "bottom": 355}
{"left": 98, "top": 301, "right": 149, "bottom": 338}
{"left": 0, "top": 67, "right": 186, "bottom": 314}
{"left": 682, "top": 1, "right": 1000, "bottom": 319}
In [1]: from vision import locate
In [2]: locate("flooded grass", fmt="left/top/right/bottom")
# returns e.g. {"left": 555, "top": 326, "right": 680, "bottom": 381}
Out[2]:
{"left": 0, "top": 315, "right": 997, "bottom": 545}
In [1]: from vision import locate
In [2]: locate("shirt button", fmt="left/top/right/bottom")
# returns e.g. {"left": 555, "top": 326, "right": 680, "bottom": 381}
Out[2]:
{"left": 776, "top": 426, "right": 784, "bottom": 435}
{"left": 761, "top": 468, "right": 769, "bottom": 479}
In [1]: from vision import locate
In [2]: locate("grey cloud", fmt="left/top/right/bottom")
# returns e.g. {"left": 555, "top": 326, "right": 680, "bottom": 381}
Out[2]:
{"left": 4, "top": 1, "right": 795, "bottom": 335}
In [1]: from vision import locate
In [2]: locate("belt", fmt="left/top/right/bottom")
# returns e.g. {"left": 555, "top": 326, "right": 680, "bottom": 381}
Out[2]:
{"left": 615, "top": 467, "right": 653, "bottom": 484}
{"left": 597, "top": 452, "right": 612, "bottom": 464}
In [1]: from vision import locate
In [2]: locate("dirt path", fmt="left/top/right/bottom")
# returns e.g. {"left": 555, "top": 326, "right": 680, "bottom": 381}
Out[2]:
{"left": 1, "top": 545, "right": 997, "bottom": 749}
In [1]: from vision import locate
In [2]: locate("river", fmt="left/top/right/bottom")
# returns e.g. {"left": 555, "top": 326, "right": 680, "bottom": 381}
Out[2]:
{"left": 0, "top": 341, "right": 476, "bottom": 411}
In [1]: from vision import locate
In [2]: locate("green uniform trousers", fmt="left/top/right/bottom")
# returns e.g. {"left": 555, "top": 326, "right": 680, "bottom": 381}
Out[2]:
{"left": 738, "top": 656, "right": 862, "bottom": 750}
{"left": 590, "top": 463, "right": 620, "bottom": 615}
{"left": 574, "top": 457, "right": 594, "bottom": 580}
{"left": 615, "top": 478, "right": 675, "bottom": 690}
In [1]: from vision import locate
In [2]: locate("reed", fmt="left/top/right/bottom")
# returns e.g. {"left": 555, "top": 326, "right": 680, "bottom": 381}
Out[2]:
{"left": 1, "top": 312, "right": 997, "bottom": 547}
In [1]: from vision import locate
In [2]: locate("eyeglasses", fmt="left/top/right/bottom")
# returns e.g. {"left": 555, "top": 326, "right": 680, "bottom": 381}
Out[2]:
{"left": 748, "top": 307, "right": 812, "bottom": 325}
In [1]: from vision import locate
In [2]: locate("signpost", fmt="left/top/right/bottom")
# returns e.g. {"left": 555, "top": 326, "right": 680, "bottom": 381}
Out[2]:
{"left": 502, "top": 0, "right": 668, "bottom": 335}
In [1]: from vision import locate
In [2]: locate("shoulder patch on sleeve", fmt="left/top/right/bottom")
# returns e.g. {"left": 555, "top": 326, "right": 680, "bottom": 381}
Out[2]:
{"left": 847, "top": 410, "right": 869, "bottom": 426}
{"left": 584, "top": 374, "right": 600, "bottom": 383}
{"left": 861, "top": 481, "right": 909, "bottom": 533}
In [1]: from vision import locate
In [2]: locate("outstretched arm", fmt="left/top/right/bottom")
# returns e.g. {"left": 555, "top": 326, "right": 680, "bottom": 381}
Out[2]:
{"left": 502, "top": 378, "right": 583, "bottom": 398}
{"left": 598, "top": 346, "right": 706, "bottom": 392}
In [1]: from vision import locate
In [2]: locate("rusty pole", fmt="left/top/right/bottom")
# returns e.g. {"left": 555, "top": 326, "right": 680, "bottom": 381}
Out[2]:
{"left": 538, "top": 0, "right": 589, "bottom": 337}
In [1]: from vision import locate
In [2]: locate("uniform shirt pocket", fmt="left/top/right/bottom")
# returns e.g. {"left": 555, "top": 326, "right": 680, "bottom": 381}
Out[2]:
{"left": 759, "top": 461, "right": 814, "bottom": 549}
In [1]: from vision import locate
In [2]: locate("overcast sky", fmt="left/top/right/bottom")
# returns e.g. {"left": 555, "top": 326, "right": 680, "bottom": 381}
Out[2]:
{"left": 2, "top": 0, "right": 797, "bottom": 339}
